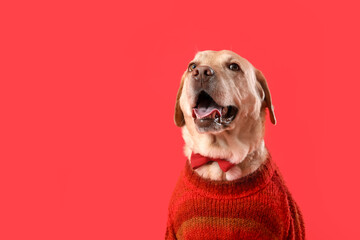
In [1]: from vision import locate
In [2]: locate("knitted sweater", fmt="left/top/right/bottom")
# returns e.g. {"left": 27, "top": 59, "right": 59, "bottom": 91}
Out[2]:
{"left": 165, "top": 157, "right": 305, "bottom": 240}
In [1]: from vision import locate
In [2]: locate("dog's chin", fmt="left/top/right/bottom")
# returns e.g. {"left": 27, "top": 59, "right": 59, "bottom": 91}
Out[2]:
{"left": 194, "top": 119, "right": 228, "bottom": 133}
{"left": 194, "top": 117, "right": 235, "bottom": 133}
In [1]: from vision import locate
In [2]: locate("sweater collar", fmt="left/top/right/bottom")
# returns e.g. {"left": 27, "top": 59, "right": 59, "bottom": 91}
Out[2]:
{"left": 183, "top": 155, "right": 275, "bottom": 199}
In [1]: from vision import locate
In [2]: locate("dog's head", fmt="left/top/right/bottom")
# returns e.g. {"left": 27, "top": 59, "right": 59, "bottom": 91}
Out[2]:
{"left": 174, "top": 50, "right": 276, "bottom": 164}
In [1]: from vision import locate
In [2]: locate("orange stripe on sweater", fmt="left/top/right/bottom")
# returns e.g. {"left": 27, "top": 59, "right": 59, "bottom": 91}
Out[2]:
{"left": 176, "top": 217, "right": 279, "bottom": 240}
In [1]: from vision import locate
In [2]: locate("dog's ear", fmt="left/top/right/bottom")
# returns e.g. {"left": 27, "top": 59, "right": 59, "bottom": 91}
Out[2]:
{"left": 255, "top": 69, "right": 277, "bottom": 125}
{"left": 174, "top": 73, "right": 185, "bottom": 127}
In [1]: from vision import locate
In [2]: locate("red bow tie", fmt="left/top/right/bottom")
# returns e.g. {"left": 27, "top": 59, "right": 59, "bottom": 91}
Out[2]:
{"left": 190, "top": 153, "right": 235, "bottom": 172}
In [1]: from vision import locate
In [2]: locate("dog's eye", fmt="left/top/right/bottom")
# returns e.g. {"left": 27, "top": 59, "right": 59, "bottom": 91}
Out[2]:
{"left": 188, "top": 63, "right": 197, "bottom": 71}
{"left": 229, "top": 63, "right": 240, "bottom": 71}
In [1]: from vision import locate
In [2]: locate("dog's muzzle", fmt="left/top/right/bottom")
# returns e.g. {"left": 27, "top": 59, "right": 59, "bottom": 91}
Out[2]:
{"left": 189, "top": 65, "right": 238, "bottom": 133}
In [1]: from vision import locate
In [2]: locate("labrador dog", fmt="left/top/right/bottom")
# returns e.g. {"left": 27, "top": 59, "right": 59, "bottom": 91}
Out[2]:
{"left": 175, "top": 50, "right": 276, "bottom": 181}
{"left": 166, "top": 50, "right": 305, "bottom": 240}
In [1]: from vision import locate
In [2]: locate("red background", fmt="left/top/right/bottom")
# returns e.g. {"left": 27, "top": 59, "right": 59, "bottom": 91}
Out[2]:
{"left": 1, "top": 0, "right": 359, "bottom": 239}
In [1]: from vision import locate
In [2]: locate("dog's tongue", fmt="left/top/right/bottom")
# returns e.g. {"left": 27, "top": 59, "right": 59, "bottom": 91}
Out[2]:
{"left": 193, "top": 101, "right": 222, "bottom": 119}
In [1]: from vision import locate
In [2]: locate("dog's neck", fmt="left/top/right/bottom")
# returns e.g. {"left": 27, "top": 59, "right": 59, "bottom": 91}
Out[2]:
{"left": 184, "top": 140, "right": 268, "bottom": 181}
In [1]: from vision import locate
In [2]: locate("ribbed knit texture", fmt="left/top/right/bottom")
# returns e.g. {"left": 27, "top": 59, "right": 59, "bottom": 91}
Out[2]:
{"left": 165, "top": 157, "right": 305, "bottom": 240}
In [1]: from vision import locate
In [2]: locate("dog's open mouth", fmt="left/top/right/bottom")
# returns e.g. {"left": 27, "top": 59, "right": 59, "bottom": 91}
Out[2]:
{"left": 192, "top": 91, "right": 238, "bottom": 132}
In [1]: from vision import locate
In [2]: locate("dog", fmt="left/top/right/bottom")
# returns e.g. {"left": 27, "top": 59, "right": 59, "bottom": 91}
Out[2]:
{"left": 166, "top": 50, "right": 305, "bottom": 240}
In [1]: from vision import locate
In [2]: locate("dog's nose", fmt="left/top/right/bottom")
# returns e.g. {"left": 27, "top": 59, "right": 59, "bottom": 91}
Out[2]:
{"left": 192, "top": 66, "right": 215, "bottom": 82}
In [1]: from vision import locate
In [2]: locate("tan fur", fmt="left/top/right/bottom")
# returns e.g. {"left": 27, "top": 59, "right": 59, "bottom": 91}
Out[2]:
{"left": 175, "top": 50, "right": 276, "bottom": 181}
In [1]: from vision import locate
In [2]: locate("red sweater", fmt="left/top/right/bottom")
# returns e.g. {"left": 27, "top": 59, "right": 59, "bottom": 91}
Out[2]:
{"left": 165, "top": 157, "right": 305, "bottom": 240}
